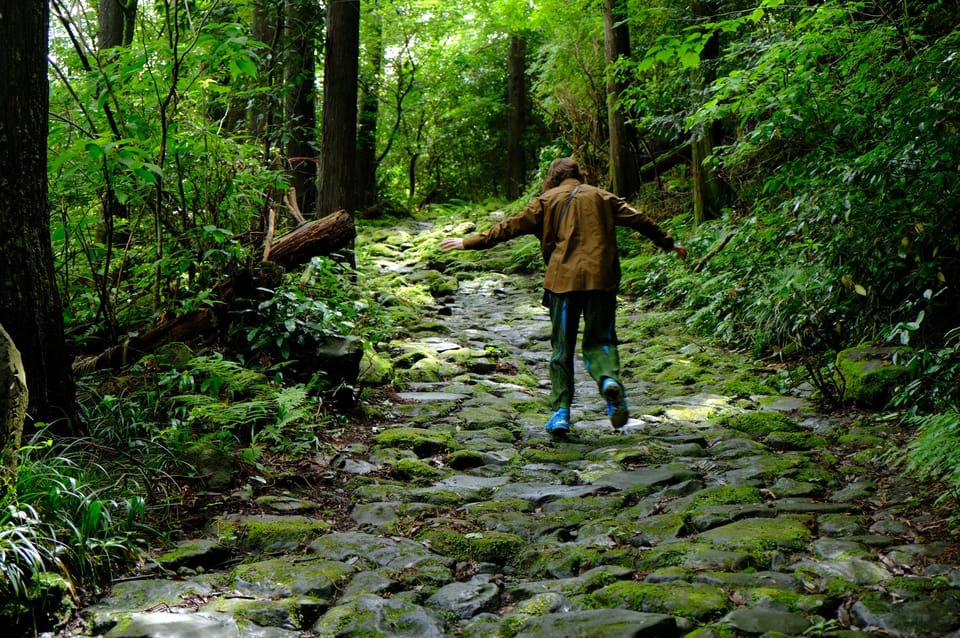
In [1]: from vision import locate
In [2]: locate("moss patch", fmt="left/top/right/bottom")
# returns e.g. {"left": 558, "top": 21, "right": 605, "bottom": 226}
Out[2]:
{"left": 415, "top": 527, "right": 526, "bottom": 565}
{"left": 374, "top": 427, "right": 459, "bottom": 457}
{"left": 698, "top": 516, "right": 812, "bottom": 554}
{"left": 717, "top": 411, "right": 800, "bottom": 437}
{"left": 591, "top": 580, "right": 731, "bottom": 621}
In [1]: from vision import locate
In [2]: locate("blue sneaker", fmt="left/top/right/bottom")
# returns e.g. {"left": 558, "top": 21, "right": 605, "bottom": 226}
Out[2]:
{"left": 602, "top": 378, "right": 629, "bottom": 428}
{"left": 545, "top": 408, "right": 570, "bottom": 434}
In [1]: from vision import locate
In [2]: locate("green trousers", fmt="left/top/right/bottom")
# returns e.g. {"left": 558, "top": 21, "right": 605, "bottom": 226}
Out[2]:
{"left": 544, "top": 290, "right": 621, "bottom": 410}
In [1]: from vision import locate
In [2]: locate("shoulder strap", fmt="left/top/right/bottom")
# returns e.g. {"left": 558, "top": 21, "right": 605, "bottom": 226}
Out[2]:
{"left": 554, "top": 184, "right": 581, "bottom": 234}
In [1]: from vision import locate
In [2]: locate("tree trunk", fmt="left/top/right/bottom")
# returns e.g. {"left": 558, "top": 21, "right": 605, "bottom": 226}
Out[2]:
{"left": 690, "top": 0, "right": 727, "bottom": 225}
{"left": 249, "top": 0, "right": 284, "bottom": 142}
{"left": 0, "top": 1, "right": 78, "bottom": 432}
{"left": 317, "top": 0, "right": 360, "bottom": 216}
{"left": 604, "top": 0, "right": 642, "bottom": 198}
{"left": 0, "top": 324, "right": 27, "bottom": 498}
{"left": 506, "top": 35, "right": 527, "bottom": 200}
{"left": 263, "top": 209, "right": 356, "bottom": 269}
{"left": 356, "top": 4, "right": 384, "bottom": 214}
{"left": 98, "top": 0, "right": 137, "bottom": 49}
{"left": 285, "top": 0, "right": 320, "bottom": 216}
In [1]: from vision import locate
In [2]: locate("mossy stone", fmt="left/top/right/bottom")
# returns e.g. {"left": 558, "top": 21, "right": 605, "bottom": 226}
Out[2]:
{"left": 835, "top": 345, "right": 912, "bottom": 407}
{"left": 717, "top": 411, "right": 799, "bottom": 437}
{"left": 591, "top": 580, "right": 731, "bottom": 621}
{"left": 447, "top": 449, "right": 485, "bottom": 469}
{"left": 416, "top": 527, "right": 526, "bottom": 565}
{"left": 212, "top": 514, "right": 332, "bottom": 552}
{"left": 698, "top": 516, "right": 812, "bottom": 553}
{"left": 393, "top": 457, "right": 444, "bottom": 482}
{"left": 374, "top": 426, "right": 459, "bottom": 457}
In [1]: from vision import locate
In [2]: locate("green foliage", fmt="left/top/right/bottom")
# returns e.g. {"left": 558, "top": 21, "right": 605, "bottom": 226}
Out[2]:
{"left": 0, "top": 430, "right": 161, "bottom": 610}
{"left": 234, "top": 257, "right": 376, "bottom": 361}
{"left": 157, "top": 353, "right": 325, "bottom": 456}
{"left": 900, "top": 409, "right": 960, "bottom": 502}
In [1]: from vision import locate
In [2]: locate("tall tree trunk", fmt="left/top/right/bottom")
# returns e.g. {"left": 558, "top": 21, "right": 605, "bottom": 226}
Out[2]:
{"left": 604, "top": 0, "right": 642, "bottom": 198}
{"left": 95, "top": 0, "right": 139, "bottom": 339}
{"left": 98, "top": 0, "right": 137, "bottom": 49}
{"left": 249, "top": 0, "right": 284, "bottom": 142}
{"left": 506, "top": 35, "right": 527, "bottom": 200}
{"left": 690, "top": 0, "right": 727, "bottom": 225}
{"left": 285, "top": 0, "right": 320, "bottom": 216}
{"left": 317, "top": 0, "right": 360, "bottom": 216}
{"left": 356, "top": 4, "right": 383, "bottom": 214}
{"left": 0, "top": 1, "right": 78, "bottom": 432}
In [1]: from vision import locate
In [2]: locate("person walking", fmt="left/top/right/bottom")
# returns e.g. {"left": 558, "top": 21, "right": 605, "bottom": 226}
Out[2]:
{"left": 440, "top": 157, "right": 687, "bottom": 435}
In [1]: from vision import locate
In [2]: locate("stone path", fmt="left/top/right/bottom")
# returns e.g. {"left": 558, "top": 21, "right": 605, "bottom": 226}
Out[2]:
{"left": 71, "top": 221, "right": 960, "bottom": 637}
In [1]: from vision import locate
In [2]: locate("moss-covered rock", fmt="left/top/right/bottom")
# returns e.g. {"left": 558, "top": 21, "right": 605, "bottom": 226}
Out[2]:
{"left": 697, "top": 516, "right": 812, "bottom": 554}
{"left": 717, "top": 411, "right": 800, "bottom": 437}
{"left": 835, "top": 345, "right": 912, "bottom": 407}
{"left": 359, "top": 345, "right": 394, "bottom": 385}
{"left": 393, "top": 457, "right": 445, "bottom": 483}
{"left": 416, "top": 526, "right": 526, "bottom": 565}
{"left": 447, "top": 449, "right": 485, "bottom": 470}
{"left": 374, "top": 426, "right": 459, "bottom": 457}
{"left": 591, "top": 580, "right": 731, "bottom": 621}
{"left": 211, "top": 514, "right": 331, "bottom": 552}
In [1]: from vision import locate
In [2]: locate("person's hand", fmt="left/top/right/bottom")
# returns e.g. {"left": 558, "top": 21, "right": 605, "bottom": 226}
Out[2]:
{"left": 673, "top": 244, "right": 688, "bottom": 260}
{"left": 440, "top": 237, "right": 464, "bottom": 251}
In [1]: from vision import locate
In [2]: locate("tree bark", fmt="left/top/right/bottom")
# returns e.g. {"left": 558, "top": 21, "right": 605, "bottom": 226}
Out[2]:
{"left": 690, "top": 0, "right": 727, "bottom": 225}
{"left": 263, "top": 209, "right": 356, "bottom": 269}
{"left": 0, "top": 324, "right": 27, "bottom": 498}
{"left": 98, "top": 0, "right": 138, "bottom": 49}
{"left": 506, "top": 36, "right": 527, "bottom": 200}
{"left": 356, "top": 4, "right": 384, "bottom": 213}
{"left": 0, "top": 1, "right": 78, "bottom": 431}
{"left": 249, "top": 0, "right": 284, "bottom": 141}
{"left": 317, "top": 0, "right": 360, "bottom": 216}
{"left": 285, "top": 0, "right": 320, "bottom": 216}
{"left": 604, "top": 0, "right": 642, "bottom": 198}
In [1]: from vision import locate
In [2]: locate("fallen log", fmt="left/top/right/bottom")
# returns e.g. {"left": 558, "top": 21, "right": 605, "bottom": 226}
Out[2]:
{"left": 72, "top": 308, "right": 221, "bottom": 375}
{"left": 640, "top": 143, "right": 691, "bottom": 183}
{"left": 264, "top": 209, "right": 355, "bottom": 270}
{"left": 73, "top": 210, "right": 357, "bottom": 375}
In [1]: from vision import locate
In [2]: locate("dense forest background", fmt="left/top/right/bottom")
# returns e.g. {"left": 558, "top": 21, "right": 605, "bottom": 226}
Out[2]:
{"left": 1, "top": 0, "right": 960, "bottom": 629}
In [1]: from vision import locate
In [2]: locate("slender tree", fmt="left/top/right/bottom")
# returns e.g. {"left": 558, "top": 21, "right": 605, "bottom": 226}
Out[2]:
{"left": 356, "top": 2, "right": 384, "bottom": 214}
{"left": 285, "top": 0, "right": 320, "bottom": 215}
{"left": 0, "top": 1, "right": 78, "bottom": 431}
{"left": 317, "top": 0, "right": 361, "bottom": 216}
{"left": 690, "top": 0, "right": 726, "bottom": 224}
{"left": 98, "top": 0, "right": 138, "bottom": 49}
{"left": 506, "top": 35, "right": 527, "bottom": 200}
{"left": 604, "top": 0, "right": 642, "bottom": 197}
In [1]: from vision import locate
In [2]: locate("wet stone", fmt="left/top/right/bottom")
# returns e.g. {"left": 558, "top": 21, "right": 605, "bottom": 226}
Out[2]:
{"left": 721, "top": 605, "right": 812, "bottom": 635}
{"left": 810, "top": 538, "right": 871, "bottom": 560}
{"left": 593, "top": 464, "right": 699, "bottom": 493}
{"left": 96, "top": 611, "right": 301, "bottom": 638}
{"left": 312, "top": 593, "right": 448, "bottom": 637}
{"left": 514, "top": 609, "right": 680, "bottom": 638}
{"left": 425, "top": 575, "right": 501, "bottom": 619}
{"left": 850, "top": 591, "right": 960, "bottom": 637}
{"left": 819, "top": 513, "right": 866, "bottom": 536}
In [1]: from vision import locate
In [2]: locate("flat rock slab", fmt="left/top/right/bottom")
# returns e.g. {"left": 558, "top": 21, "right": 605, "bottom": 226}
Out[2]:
{"left": 515, "top": 609, "right": 680, "bottom": 638}
{"left": 97, "top": 611, "right": 300, "bottom": 638}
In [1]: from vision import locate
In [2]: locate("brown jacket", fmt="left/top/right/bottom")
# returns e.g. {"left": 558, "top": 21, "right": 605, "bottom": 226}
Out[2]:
{"left": 462, "top": 178, "right": 676, "bottom": 293}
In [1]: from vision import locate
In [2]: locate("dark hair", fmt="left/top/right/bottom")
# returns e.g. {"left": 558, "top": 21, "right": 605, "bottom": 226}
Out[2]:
{"left": 543, "top": 157, "right": 584, "bottom": 192}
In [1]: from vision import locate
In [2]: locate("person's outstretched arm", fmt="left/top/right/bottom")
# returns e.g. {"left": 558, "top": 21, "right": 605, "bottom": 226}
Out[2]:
{"left": 440, "top": 237, "right": 465, "bottom": 251}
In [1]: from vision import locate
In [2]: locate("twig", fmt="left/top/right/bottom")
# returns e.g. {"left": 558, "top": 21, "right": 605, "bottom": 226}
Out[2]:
{"left": 693, "top": 232, "right": 735, "bottom": 273}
